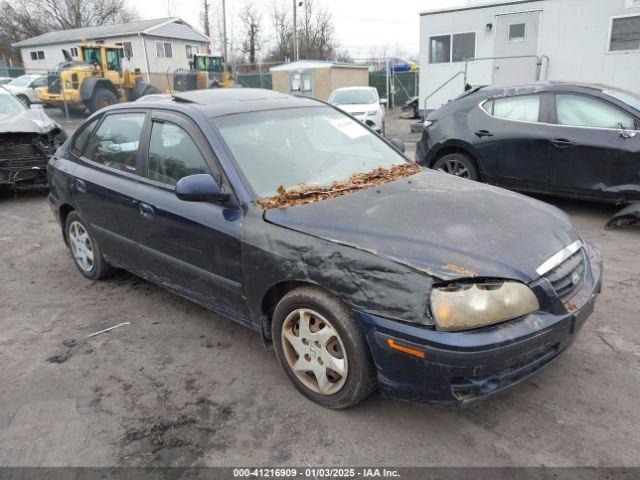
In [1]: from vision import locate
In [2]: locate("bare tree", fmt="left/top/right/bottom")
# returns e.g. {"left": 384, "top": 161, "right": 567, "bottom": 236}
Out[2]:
{"left": 0, "top": 0, "right": 138, "bottom": 65}
{"left": 239, "top": 1, "right": 262, "bottom": 64}
{"left": 201, "top": 0, "right": 211, "bottom": 53}
{"left": 266, "top": 0, "right": 344, "bottom": 63}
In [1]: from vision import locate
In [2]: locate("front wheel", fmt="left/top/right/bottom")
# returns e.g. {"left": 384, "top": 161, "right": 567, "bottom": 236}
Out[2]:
{"left": 65, "top": 211, "right": 115, "bottom": 280}
{"left": 272, "top": 286, "right": 377, "bottom": 409}
{"left": 17, "top": 94, "right": 30, "bottom": 108}
{"left": 432, "top": 152, "right": 479, "bottom": 181}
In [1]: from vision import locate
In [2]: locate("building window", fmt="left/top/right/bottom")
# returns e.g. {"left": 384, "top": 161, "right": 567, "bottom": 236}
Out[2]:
{"left": 429, "top": 32, "right": 475, "bottom": 64}
{"left": 155, "top": 41, "right": 173, "bottom": 58}
{"left": 115, "top": 41, "right": 133, "bottom": 59}
{"left": 30, "top": 50, "right": 45, "bottom": 61}
{"left": 70, "top": 47, "right": 78, "bottom": 58}
{"left": 186, "top": 44, "right": 193, "bottom": 58}
{"left": 509, "top": 23, "right": 526, "bottom": 42}
{"left": 610, "top": 15, "right": 640, "bottom": 51}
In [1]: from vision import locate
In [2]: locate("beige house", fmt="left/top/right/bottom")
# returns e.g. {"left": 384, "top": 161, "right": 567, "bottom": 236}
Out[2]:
{"left": 270, "top": 60, "right": 369, "bottom": 101}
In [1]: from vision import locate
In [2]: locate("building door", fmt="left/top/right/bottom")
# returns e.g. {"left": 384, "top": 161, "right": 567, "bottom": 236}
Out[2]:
{"left": 493, "top": 11, "right": 542, "bottom": 84}
{"left": 289, "top": 72, "right": 314, "bottom": 97}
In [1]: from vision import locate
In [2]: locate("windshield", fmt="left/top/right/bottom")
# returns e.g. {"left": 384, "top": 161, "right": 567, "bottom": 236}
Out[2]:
{"left": 195, "top": 56, "right": 223, "bottom": 72}
{"left": 330, "top": 89, "right": 377, "bottom": 105}
{"left": 604, "top": 88, "right": 640, "bottom": 113}
{"left": 0, "top": 91, "right": 27, "bottom": 117}
{"left": 215, "top": 106, "right": 408, "bottom": 199}
{"left": 8, "top": 76, "right": 33, "bottom": 87}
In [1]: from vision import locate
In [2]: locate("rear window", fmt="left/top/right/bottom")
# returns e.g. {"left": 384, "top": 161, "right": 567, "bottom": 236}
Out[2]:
{"left": 482, "top": 94, "right": 541, "bottom": 123}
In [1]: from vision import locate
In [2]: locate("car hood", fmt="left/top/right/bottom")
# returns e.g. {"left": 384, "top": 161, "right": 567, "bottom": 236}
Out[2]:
{"left": 263, "top": 170, "right": 580, "bottom": 282}
{"left": 334, "top": 103, "right": 378, "bottom": 114}
{"left": 0, "top": 109, "right": 58, "bottom": 134}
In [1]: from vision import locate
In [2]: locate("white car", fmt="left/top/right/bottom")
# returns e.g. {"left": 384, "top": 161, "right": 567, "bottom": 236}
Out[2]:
{"left": 4, "top": 74, "right": 47, "bottom": 107}
{"left": 329, "top": 86, "right": 387, "bottom": 135}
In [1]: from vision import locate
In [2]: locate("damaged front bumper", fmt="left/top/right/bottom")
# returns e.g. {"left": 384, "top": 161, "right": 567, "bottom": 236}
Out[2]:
{"left": 356, "top": 244, "right": 603, "bottom": 406}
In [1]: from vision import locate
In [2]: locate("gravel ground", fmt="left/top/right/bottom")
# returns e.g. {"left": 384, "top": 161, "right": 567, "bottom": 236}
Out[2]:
{"left": 0, "top": 109, "right": 639, "bottom": 467}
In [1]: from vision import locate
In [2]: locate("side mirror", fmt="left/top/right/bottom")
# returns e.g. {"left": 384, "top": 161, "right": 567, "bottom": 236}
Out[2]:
{"left": 380, "top": 98, "right": 388, "bottom": 106}
{"left": 390, "top": 138, "right": 405, "bottom": 153}
{"left": 175, "top": 174, "right": 229, "bottom": 203}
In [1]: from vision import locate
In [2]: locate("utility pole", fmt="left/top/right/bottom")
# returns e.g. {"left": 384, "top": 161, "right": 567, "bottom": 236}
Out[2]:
{"left": 203, "top": 0, "right": 211, "bottom": 54}
{"left": 293, "top": 0, "right": 298, "bottom": 61}
{"left": 222, "top": 0, "right": 228, "bottom": 68}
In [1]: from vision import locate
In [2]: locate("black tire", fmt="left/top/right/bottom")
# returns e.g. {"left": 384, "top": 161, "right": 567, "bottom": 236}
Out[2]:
{"left": 65, "top": 211, "right": 115, "bottom": 280}
{"left": 87, "top": 88, "right": 117, "bottom": 114}
{"left": 17, "top": 95, "right": 30, "bottom": 108}
{"left": 432, "top": 152, "right": 479, "bottom": 181}
{"left": 272, "top": 286, "right": 377, "bottom": 409}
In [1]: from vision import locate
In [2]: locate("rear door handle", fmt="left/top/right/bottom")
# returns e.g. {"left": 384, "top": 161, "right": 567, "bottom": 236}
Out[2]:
{"left": 138, "top": 202, "right": 155, "bottom": 220}
{"left": 551, "top": 138, "right": 576, "bottom": 148}
{"left": 75, "top": 178, "right": 86, "bottom": 193}
{"left": 475, "top": 129, "right": 494, "bottom": 138}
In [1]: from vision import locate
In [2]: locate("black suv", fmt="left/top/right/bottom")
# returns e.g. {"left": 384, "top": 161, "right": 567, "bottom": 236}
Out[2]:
{"left": 416, "top": 83, "right": 640, "bottom": 204}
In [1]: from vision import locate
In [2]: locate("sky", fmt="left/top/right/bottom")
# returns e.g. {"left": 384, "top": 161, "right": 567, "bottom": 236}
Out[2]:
{"left": 134, "top": 0, "right": 475, "bottom": 60}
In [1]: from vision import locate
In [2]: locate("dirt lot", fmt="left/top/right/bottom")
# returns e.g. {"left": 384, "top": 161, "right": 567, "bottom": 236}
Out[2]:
{"left": 0, "top": 109, "right": 639, "bottom": 467}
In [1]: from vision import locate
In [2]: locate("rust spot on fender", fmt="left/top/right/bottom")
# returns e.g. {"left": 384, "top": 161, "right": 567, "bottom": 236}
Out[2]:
{"left": 564, "top": 301, "right": 577, "bottom": 312}
{"left": 443, "top": 263, "right": 477, "bottom": 277}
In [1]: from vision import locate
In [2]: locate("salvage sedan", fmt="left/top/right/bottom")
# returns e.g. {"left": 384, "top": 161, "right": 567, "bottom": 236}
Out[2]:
{"left": 48, "top": 89, "right": 602, "bottom": 408}
{"left": 416, "top": 82, "right": 640, "bottom": 205}
{"left": 0, "top": 88, "right": 66, "bottom": 190}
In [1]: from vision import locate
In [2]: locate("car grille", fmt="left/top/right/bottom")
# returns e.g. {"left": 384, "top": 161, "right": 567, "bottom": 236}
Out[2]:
{"left": 542, "top": 250, "right": 585, "bottom": 300}
{"left": 0, "top": 144, "right": 36, "bottom": 161}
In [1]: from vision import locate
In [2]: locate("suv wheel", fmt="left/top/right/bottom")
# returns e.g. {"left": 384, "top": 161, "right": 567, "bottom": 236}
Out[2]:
{"left": 433, "top": 152, "right": 479, "bottom": 181}
{"left": 272, "top": 286, "right": 377, "bottom": 409}
{"left": 65, "top": 211, "right": 115, "bottom": 280}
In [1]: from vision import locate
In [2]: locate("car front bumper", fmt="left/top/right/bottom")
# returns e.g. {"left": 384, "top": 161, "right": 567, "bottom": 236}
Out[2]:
{"left": 355, "top": 245, "right": 603, "bottom": 406}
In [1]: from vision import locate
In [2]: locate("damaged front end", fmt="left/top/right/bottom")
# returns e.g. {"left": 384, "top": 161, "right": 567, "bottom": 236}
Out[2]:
{"left": 0, "top": 129, "right": 65, "bottom": 190}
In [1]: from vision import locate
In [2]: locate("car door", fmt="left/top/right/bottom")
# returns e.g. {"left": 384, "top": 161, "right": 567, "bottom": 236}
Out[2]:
{"left": 471, "top": 92, "right": 553, "bottom": 188}
{"left": 135, "top": 110, "right": 247, "bottom": 318}
{"left": 545, "top": 93, "right": 640, "bottom": 201}
{"left": 70, "top": 110, "right": 148, "bottom": 270}
{"left": 28, "top": 76, "right": 47, "bottom": 102}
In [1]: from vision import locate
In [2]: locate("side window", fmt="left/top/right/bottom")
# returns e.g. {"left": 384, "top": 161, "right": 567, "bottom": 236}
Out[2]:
{"left": 556, "top": 94, "right": 635, "bottom": 130}
{"left": 485, "top": 95, "right": 541, "bottom": 122}
{"left": 148, "top": 121, "right": 211, "bottom": 186}
{"left": 85, "top": 113, "right": 145, "bottom": 173}
{"left": 71, "top": 118, "right": 100, "bottom": 156}
{"left": 31, "top": 77, "right": 47, "bottom": 88}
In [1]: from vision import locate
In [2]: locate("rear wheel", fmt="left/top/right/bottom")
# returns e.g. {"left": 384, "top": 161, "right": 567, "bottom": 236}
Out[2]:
{"left": 88, "top": 88, "right": 117, "bottom": 114}
{"left": 433, "top": 152, "right": 479, "bottom": 181}
{"left": 272, "top": 286, "right": 377, "bottom": 409}
{"left": 65, "top": 211, "right": 115, "bottom": 280}
{"left": 17, "top": 94, "right": 30, "bottom": 108}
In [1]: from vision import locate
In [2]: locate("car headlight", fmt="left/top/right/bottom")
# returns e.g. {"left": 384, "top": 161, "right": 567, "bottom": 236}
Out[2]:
{"left": 430, "top": 280, "right": 539, "bottom": 331}
{"left": 367, "top": 110, "right": 378, "bottom": 116}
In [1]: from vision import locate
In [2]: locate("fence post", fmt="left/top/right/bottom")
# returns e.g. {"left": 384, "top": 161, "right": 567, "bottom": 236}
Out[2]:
{"left": 61, "top": 84, "right": 70, "bottom": 120}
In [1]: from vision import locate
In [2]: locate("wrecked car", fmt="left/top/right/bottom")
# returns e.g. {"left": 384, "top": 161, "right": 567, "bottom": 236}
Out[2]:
{"left": 417, "top": 83, "right": 640, "bottom": 206}
{"left": 48, "top": 89, "right": 602, "bottom": 408}
{"left": 0, "top": 87, "right": 66, "bottom": 190}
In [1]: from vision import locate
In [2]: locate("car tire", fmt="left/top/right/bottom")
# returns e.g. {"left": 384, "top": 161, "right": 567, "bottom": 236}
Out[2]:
{"left": 65, "top": 211, "right": 115, "bottom": 280}
{"left": 88, "top": 88, "right": 117, "bottom": 113}
{"left": 272, "top": 286, "right": 377, "bottom": 409}
{"left": 433, "top": 152, "right": 479, "bottom": 181}
{"left": 17, "top": 94, "right": 30, "bottom": 108}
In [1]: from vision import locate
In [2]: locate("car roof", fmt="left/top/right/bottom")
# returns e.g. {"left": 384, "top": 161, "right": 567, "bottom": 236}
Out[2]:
{"left": 118, "top": 88, "right": 324, "bottom": 118}
{"left": 332, "top": 86, "right": 375, "bottom": 91}
{"left": 472, "top": 82, "right": 620, "bottom": 97}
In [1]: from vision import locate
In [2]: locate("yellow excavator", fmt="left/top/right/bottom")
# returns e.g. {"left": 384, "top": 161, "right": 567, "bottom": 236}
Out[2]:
{"left": 173, "top": 53, "right": 234, "bottom": 92}
{"left": 36, "top": 43, "right": 159, "bottom": 113}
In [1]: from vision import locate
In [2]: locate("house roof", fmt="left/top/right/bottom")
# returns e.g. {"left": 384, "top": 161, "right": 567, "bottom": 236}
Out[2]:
{"left": 420, "top": 0, "right": 545, "bottom": 16}
{"left": 269, "top": 60, "right": 369, "bottom": 72}
{"left": 13, "top": 17, "right": 209, "bottom": 48}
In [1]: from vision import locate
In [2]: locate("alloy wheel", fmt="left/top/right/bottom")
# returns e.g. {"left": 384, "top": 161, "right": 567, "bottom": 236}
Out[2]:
{"left": 68, "top": 221, "right": 94, "bottom": 272}
{"left": 438, "top": 159, "right": 470, "bottom": 178}
{"left": 281, "top": 308, "right": 348, "bottom": 395}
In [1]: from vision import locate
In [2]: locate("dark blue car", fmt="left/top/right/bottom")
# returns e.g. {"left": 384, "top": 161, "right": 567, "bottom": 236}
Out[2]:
{"left": 48, "top": 89, "right": 602, "bottom": 408}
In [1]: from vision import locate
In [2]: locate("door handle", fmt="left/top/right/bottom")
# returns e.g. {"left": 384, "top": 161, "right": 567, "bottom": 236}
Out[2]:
{"left": 75, "top": 178, "right": 86, "bottom": 193}
{"left": 551, "top": 138, "right": 576, "bottom": 148}
{"left": 138, "top": 202, "right": 155, "bottom": 219}
{"left": 475, "top": 129, "right": 494, "bottom": 138}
